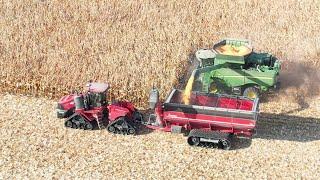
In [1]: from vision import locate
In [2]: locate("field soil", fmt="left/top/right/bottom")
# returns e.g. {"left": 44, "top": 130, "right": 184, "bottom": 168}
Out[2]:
{"left": 0, "top": 93, "right": 319, "bottom": 179}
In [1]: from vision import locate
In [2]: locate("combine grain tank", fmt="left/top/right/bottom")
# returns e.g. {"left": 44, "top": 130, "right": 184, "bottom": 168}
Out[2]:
{"left": 144, "top": 88, "right": 259, "bottom": 150}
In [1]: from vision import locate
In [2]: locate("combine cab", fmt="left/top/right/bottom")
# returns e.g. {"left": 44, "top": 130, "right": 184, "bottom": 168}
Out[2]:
{"left": 145, "top": 88, "right": 259, "bottom": 150}
{"left": 194, "top": 38, "right": 281, "bottom": 99}
{"left": 57, "top": 82, "right": 142, "bottom": 135}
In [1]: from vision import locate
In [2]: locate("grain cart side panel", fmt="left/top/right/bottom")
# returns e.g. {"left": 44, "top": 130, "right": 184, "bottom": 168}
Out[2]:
{"left": 162, "top": 103, "right": 257, "bottom": 136}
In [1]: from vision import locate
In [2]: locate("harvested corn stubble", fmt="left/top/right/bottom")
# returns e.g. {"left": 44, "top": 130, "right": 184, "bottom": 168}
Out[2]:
{"left": 0, "top": 94, "right": 320, "bottom": 179}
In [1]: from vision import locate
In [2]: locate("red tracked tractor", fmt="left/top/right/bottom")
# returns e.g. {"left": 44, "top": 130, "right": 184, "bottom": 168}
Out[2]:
{"left": 56, "top": 82, "right": 142, "bottom": 135}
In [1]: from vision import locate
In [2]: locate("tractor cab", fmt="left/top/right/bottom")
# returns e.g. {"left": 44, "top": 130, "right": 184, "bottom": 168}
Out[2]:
{"left": 84, "top": 82, "right": 109, "bottom": 109}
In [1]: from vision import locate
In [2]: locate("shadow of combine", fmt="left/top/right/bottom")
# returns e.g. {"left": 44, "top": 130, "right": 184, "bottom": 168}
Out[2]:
{"left": 254, "top": 112, "right": 320, "bottom": 142}
{"left": 230, "top": 138, "right": 253, "bottom": 150}
{"left": 231, "top": 112, "right": 320, "bottom": 150}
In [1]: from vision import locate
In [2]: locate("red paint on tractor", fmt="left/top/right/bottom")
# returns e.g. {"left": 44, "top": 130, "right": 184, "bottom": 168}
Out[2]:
{"left": 108, "top": 101, "right": 136, "bottom": 121}
{"left": 57, "top": 94, "right": 75, "bottom": 111}
{"left": 57, "top": 82, "right": 141, "bottom": 134}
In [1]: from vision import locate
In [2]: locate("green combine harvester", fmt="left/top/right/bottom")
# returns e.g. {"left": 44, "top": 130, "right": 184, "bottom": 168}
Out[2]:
{"left": 191, "top": 38, "right": 281, "bottom": 99}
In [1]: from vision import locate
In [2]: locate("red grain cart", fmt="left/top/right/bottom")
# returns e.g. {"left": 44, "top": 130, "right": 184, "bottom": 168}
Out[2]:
{"left": 145, "top": 89, "right": 259, "bottom": 150}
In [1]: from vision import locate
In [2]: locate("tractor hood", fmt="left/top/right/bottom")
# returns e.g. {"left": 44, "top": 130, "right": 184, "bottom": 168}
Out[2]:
{"left": 57, "top": 94, "right": 75, "bottom": 110}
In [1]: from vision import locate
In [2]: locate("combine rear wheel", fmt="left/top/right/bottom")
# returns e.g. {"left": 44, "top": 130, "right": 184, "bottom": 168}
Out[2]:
{"left": 209, "top": 82, "right": 219, "bottom": 93}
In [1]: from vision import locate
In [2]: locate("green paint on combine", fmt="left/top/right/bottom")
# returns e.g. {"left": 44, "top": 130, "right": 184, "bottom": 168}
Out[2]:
{"left": 192, "top": 38, "right": 281, "bottom": 99}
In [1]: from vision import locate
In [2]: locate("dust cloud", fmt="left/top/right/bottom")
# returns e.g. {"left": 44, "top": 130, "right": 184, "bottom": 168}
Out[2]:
{"left": 276, "top": 61, "right": 320, "bottom": 110}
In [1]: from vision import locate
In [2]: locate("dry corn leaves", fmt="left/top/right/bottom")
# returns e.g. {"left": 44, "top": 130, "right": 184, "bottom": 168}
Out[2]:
{"left": 0, "top": 0, "right": 320, "bottom": 108}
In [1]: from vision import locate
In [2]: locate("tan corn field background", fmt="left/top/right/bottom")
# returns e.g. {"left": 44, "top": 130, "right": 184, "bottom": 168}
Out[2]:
{"left": 0, "top": 0, "right": 320, "bottom": 106}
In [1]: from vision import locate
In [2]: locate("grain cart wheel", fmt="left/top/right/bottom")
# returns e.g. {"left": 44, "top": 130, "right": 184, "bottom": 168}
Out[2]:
{"left": 187, "top": 136, "right": 200, "bottom": 146}
{"left": 243, "top": 87, "right": 259, "bottom": 99}
{"left": 219, "top": 139, "right": 231, "bottom": 150}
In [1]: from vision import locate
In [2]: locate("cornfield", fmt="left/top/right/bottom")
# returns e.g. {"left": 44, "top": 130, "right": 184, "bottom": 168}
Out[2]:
{"left": 0, "top": 0, "right": 319, "bottom": 107}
